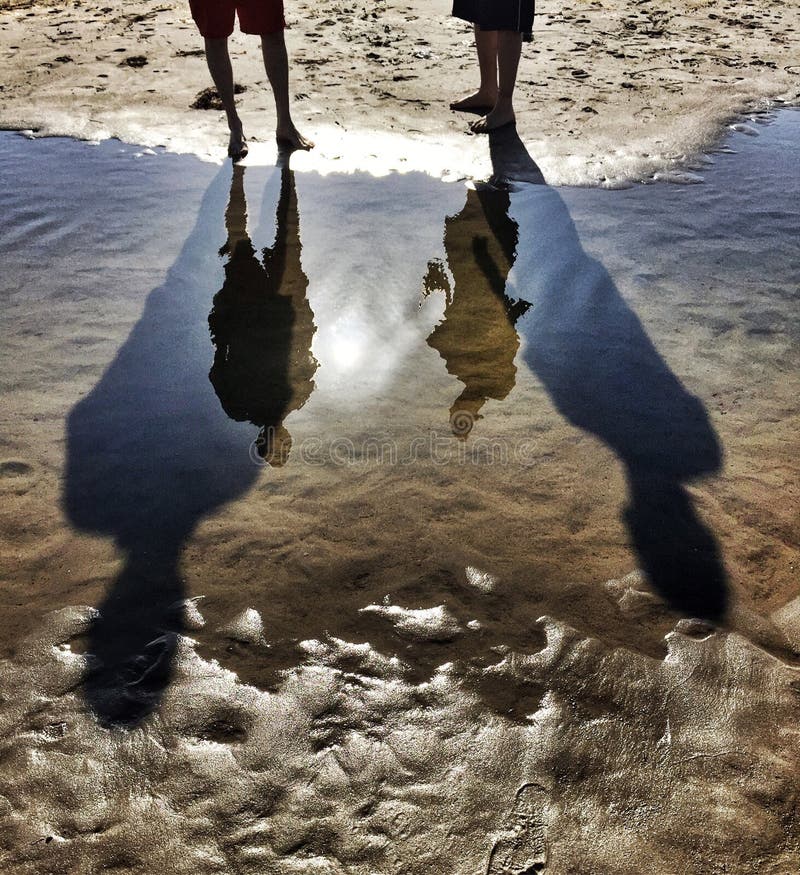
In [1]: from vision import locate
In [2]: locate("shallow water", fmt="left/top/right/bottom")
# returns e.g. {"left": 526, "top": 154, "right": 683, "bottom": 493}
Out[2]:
{"left": 0, "top": 114, "right": 798, "bottom": 872}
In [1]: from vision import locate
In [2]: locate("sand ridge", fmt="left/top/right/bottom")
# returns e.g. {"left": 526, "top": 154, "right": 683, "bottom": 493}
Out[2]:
{"left": 3, "top": 596, "right": 800, "bottom": 873}
{"left": 1, "top": 0, "right": 799, "bottom": 182}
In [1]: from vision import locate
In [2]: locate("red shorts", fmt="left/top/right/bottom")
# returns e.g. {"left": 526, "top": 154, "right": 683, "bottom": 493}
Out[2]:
{"left": 189, "top": 0, "right": 285, "bottom": 39}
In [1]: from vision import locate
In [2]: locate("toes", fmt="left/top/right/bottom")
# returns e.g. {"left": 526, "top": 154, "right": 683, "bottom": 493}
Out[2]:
{"left": 277, "top": 133, "right": 314, "bottom": 152}
{"left": 469, "top": 113, "right": 514, "bottom": 134}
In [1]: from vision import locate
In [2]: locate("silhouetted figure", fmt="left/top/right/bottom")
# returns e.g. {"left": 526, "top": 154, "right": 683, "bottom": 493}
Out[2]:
{"left": 487, "top": 125, "right": 728, "bottom": 620}
{"left": 424, "top": 187, "right": 531, "bottom": 436}
{"left": 190, "top": 0, "right": 313, "bottom": 158}
{"left": 209, "top": 164, "right": 317, "bottom": 465}
{"left": 449, "top": 1, "right": 535, "bottom": 133}
{"left": 64, "top": 161, "right": 313, "bottom": 725}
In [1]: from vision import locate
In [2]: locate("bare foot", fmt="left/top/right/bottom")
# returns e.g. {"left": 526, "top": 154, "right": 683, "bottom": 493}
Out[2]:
{"left": 227, "top": 129, "right": 248, "bottom": 162}
{"left": 450, "top": 89, "right": 498, "bottom": 114}
{"left": 276, "top": 123, "right": 314, "bottom": 152}
{"left": 470, "top": 102, "right": 516, "bottom": 134}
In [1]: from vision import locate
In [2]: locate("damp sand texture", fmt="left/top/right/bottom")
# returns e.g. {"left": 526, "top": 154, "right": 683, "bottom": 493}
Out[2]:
{"left": 1, "top": 111, "right": 800, "bottom": 872}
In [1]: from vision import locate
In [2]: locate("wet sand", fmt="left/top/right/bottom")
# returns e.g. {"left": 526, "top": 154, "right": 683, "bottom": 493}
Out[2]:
{"left": 0, "top": 110, "right": 799, "bottom": 871}
{"left": 1, "top": 0, "right": 799, "bottom": 182}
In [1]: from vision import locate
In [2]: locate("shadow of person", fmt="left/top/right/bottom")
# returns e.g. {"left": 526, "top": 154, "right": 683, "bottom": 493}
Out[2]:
{"left": 422, "top": 186, "right": 531, "bottom": 437}
{"left": 63, "top": 158, "right": 314, "bottom": 725}
{"left": 486, "top": 124, "right": 728, "bottom": 621}
{"left": 209, "top": 163, "right": 317, "bottom": 466}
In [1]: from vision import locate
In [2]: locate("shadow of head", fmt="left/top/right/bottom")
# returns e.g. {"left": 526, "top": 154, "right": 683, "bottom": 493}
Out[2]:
{"left": 63, "top": 164, "right": 303, "bottom": 725}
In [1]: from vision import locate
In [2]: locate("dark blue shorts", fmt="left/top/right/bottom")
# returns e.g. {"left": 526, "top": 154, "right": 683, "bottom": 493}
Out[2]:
{"left": 452, "top": 0, "right": 535, "bottom": 41}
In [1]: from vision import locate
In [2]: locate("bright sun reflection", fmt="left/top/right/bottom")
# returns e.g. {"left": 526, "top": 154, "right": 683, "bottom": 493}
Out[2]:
{"left": 329, "top": 324, "right": 365, "bottom": 370}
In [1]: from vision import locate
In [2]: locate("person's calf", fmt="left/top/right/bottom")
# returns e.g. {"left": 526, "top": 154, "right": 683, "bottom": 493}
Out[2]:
{"left": 203, "top": 36, "right": 247, "bottom": 159}
{"left": 260, "top": 31, "right": 313, "bottom": 151}
{"left": 204, "top": 38, "right": 238, "bottom": 119}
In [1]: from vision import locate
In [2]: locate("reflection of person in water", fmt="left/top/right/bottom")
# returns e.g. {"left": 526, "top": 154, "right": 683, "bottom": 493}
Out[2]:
{"left": 486, "top": 125, "right": 728, "bottom": 621}
{"left": 63, "top": 161, "right": 313, "bottom": 725}
{"left": 423, "top": 186, "right": 531, "bottom": 437}
{"left": 209, "top": 164, "right": 317, "bottom": 466}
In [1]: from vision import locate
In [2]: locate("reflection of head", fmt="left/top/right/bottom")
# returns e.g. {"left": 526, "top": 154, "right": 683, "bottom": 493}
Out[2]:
{"left": 254, "top": 424, "right": 293, "bottom": 467}
{"left": 449, "top": 406, "right": 477, "bottom": 439}
{"left": 425, "top": 185, "right": 531, "bottom": 435}
{"left": 208, "top": 165, "right": 317, "bottom": 466}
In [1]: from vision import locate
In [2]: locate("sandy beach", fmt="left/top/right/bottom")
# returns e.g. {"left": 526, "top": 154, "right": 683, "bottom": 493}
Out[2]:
{"left": 1, "top": 0, "right": 799, "bottom": 181}
{"left": 1, "top": 0, "right": 799, "bottom": 873}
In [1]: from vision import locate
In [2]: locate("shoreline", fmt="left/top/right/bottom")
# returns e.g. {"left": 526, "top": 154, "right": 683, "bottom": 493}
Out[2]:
{"left": 1, "top": 0, "right": 799, "bottom": 185}
{"left": 3, "top": 103, "right": 798, "bottom": 191}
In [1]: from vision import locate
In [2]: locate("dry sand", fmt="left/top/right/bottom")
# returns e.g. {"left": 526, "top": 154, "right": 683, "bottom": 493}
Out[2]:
{"left": 1, "top": 0, "right": 799, "bottom": 182}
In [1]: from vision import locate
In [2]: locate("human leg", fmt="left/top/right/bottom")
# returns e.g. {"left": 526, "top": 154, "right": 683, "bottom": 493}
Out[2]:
{"left": 471, "top": 30, "right": 521, "bottom": 133}
{"left": 203, "top": 37, "right": 248, "bottom": 159}
{"left": 189, "top": 0, "right": 248, "bottom": 159}
{"left": 451, "top": 25, "right": 499, "bottom": 112}
{"left": 260, "top": 31, "right": 313, "bottom": 151}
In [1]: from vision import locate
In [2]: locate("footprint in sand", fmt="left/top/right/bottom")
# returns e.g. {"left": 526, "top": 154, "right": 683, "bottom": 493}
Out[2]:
{"left": 487, "top": 783, "right": 548, "bottom": 874}
{"left": 0, "top": 460, "right": 32, "bottom": 477}
{"left": 120, "top": 55, "right": 148, "bottom": 68}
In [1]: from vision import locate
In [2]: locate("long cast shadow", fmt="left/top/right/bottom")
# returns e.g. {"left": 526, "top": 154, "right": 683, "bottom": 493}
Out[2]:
{"left": 487, "top": 125, "right": 728, "bottom": 620}
{"left": 64, "top": 160, "right": 314, "bottom": 724}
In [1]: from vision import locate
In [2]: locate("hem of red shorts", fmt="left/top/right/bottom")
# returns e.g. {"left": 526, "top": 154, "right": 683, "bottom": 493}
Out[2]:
{"left": 239, "top": 18, "right": 286, "bottom": 36}
{"left": 197, "top": 29, "right": 235, "bottom": 38}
